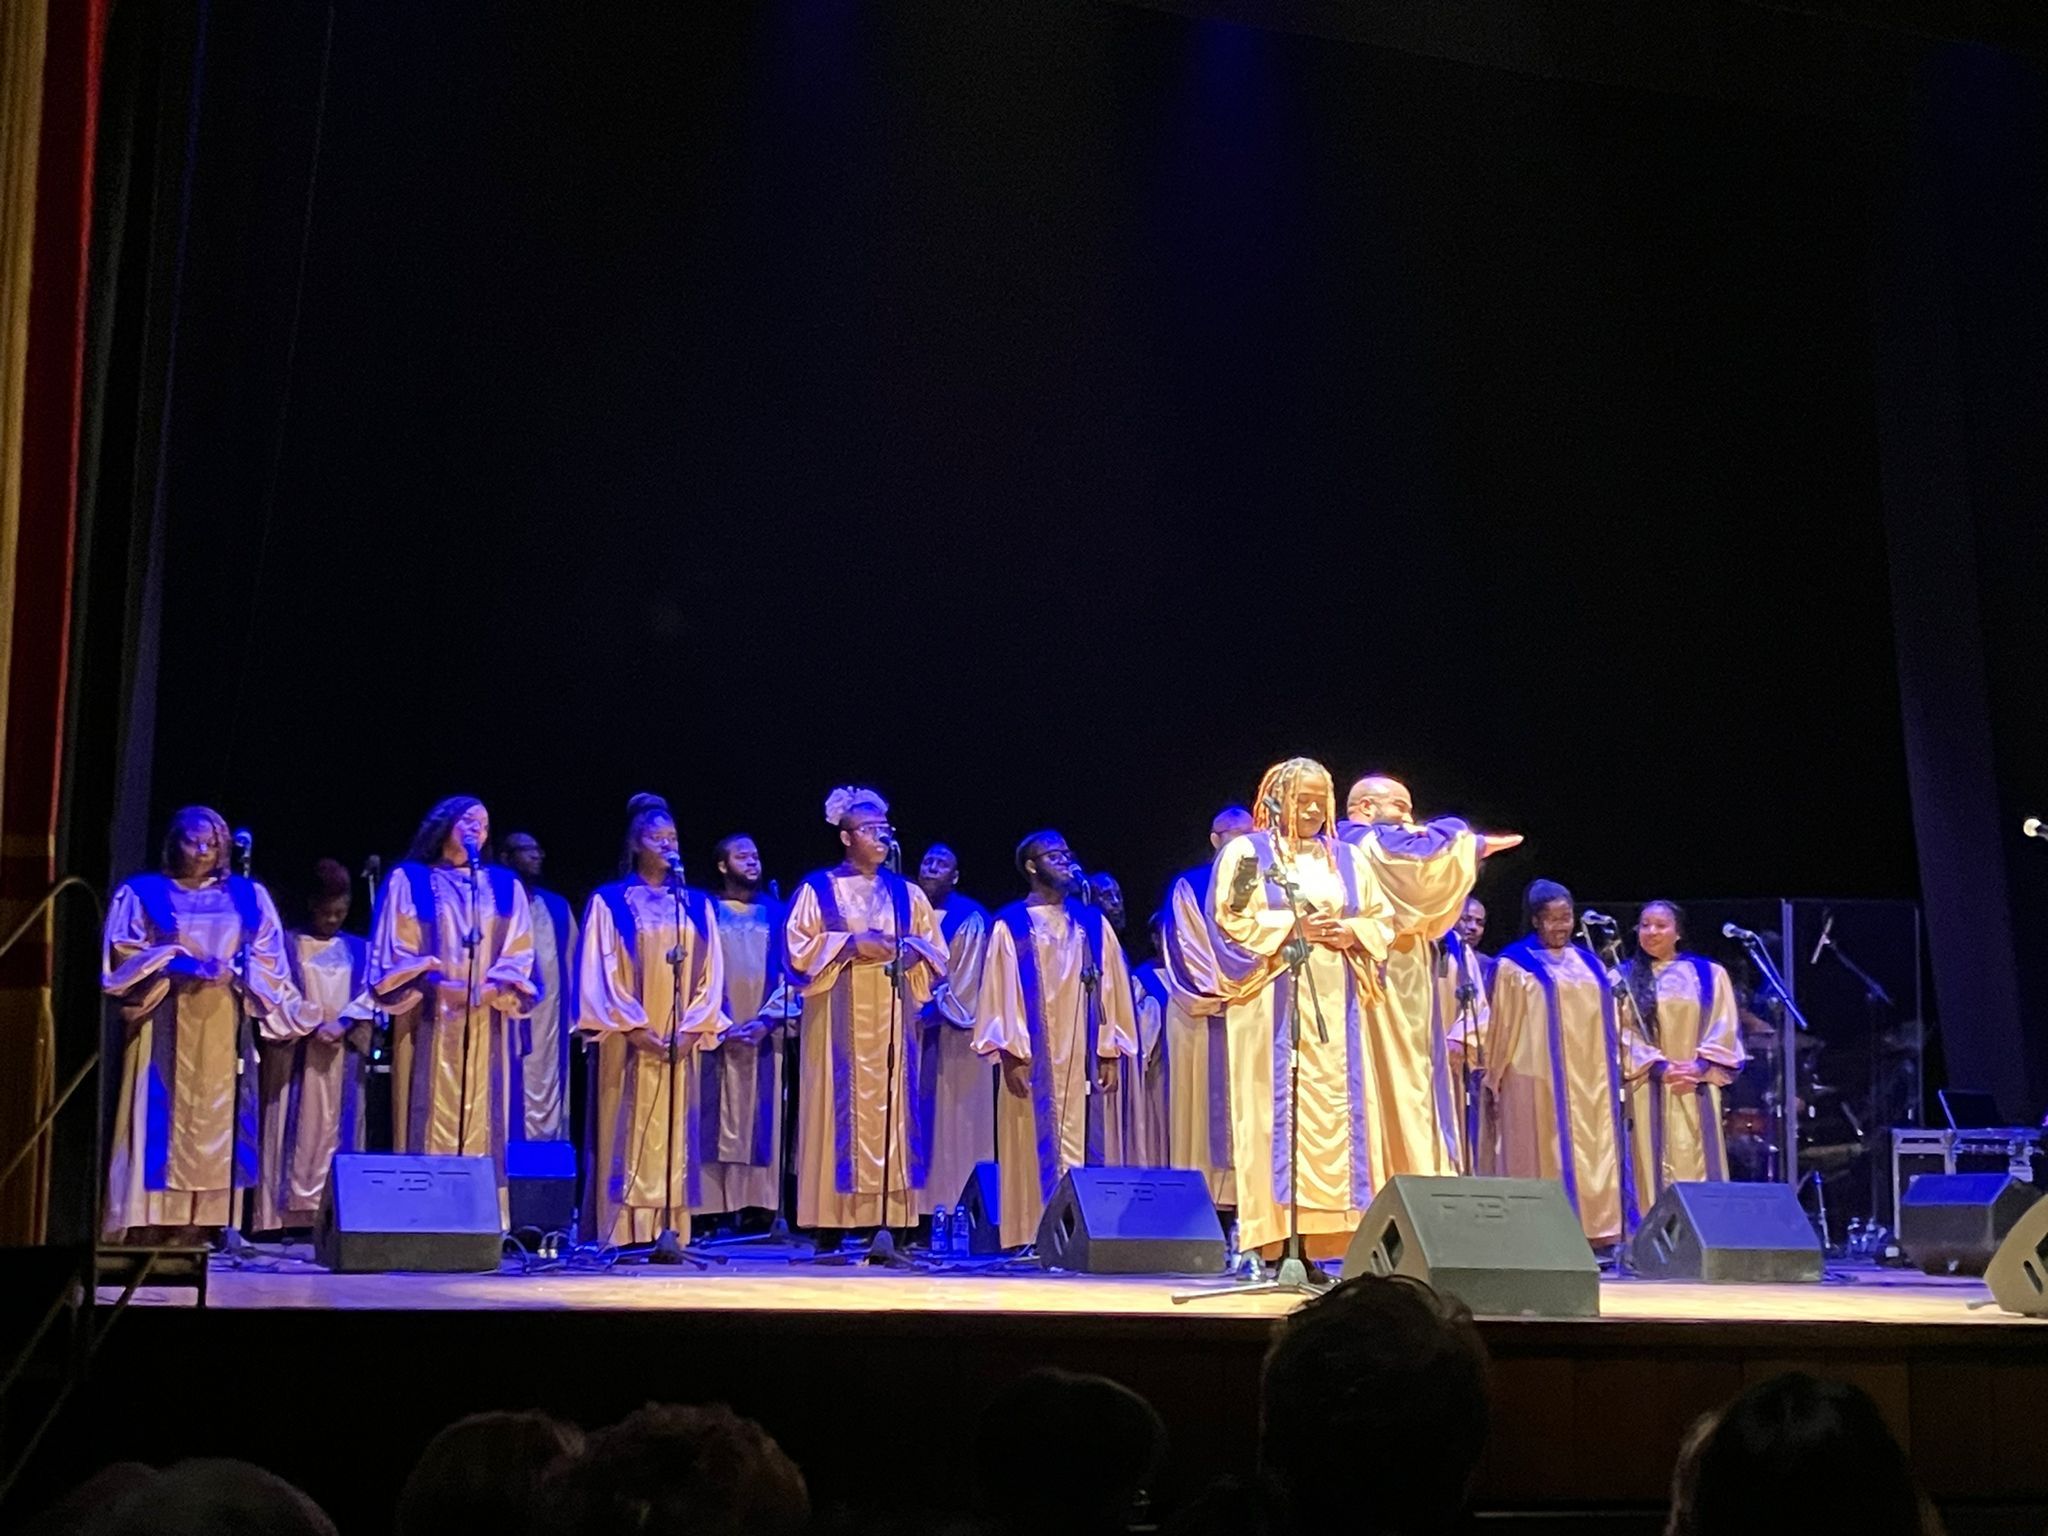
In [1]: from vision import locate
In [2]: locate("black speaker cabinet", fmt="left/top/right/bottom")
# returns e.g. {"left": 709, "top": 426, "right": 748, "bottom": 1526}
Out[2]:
{"left": 1987, "top": 1191, "right": 2048, "bottom": 1317}
{"left": 1034, "top": 1166, "right": 1225, "bottom": 1274}
{"left": 1627, "top": 1181, "right": 1823, "bottom": 1283}
{"left": 505, "top": 1139, "right": 578, "bottom": 1236}
{"left": 958, "top": 1160, "right": 1006, "bottom": 1256}
{"left": 315, "top": 1153, "right": 502, "bottom": 1273}
{"left": 1899, "top": 1173, "right": 2042, "bottom": 1277}
{"left": 1345, "top": 1176, "right": 1601, "bottom": 1318}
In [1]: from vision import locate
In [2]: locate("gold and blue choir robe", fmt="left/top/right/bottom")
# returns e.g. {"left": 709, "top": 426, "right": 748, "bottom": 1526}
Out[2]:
{"left": 695, "top": 894, "right": 795, "bottom": 1217}
{"left": 918, "top": 894, "right": 993, "bottom": 1216}
{"left": 783, "top": 867, "right": 947, "bottom": 1230}
{"left": 1159, "top": 863, "right": 1236, "bottom": 1206}
{"left": 1338, "top": 818, "right": 1481, "bottom": 1180}
{"left": 371, "top": 862, "right": 538, "bottom": 1200}
{"left": 257, "top": 929, "right": 374, "bottom": 1230}
{"left": 1487, "top": 937, "right": 1637, "bottom": 1244}
{"left": 1622, "top": 953, "right": 1747, "bottom": 1216}
{"left": 1112, "top": 962, "right": 1172, "bottom": 1167}
{"left": 575, "top": 880, "right": 726, "bottom": 1243}
{"left": 518, "top": 885, "right": 578, "bottom": 1143}
{"left": 101, "top": 873, "right": 302, "bottom": 1236}
{"left": 973, "top": 899, "right": 1138, "bottom": 1249}
{"left": 1210, "top": 832, "right": 1396, "bottom": 1256}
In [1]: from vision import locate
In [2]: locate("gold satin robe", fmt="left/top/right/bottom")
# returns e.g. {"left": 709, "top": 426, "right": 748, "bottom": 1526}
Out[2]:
{"left": 101, "top": 876, "right": 301, "bottom": 1236}
{"left": 1343, "top": 820, "right": 1480, "bottom": 1180}
{"left": 1107, "top": 966, "right": 1171, "bottom": 1167}
{"left": 783, "top": 870, "right": 947, "bottom": 1229}
{"left": 1488, "top": 943, "right": 1632, "bottom": 1244}
{"left": 1210, "top": 833, "right": 1396, "bottom": 1256}
{"left": 371, "top": 864, "right": 538, "bottom": 1187}
{"left": 519, "top": 891, "right": 577, "bottom": 1142}
{"left": 256, "top": 930, "right": 373, "bottom": 1230}
{"left": 973, "top": 902, "right": 1138, "bottom": 1249}
{"left": 1160, "top": 870, "right": 1236, "bottom": 1207}
{"left": 920, "top": 898, "right": 993, "bottom": 1216}
{"left": 1623, "top": 956, "right": 1746, "bottom": 1215}
{"left": 575, "top": 882, "right": 726, "bottom": 1243}
{"left": 695, "top": 895, "right": 794, "bottom": 1216}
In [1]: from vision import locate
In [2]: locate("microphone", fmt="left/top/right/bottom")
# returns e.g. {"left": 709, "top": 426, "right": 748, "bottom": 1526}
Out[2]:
{"left": 1260, "top": 793, "right": 1285, "bottom": 824}
{"left": 1809, "top": 910, "right": 1834, "bottom": 966}
{"left": 768, "top": 878, "right": 781, "bottom": 904}
{"left": 360, "top": 853, "right": 381, "bottom": 886}
{"left": 2025, "top": 817, "right": 2047, "bottom": 842}
{"left": 664, "top": 848, "right": 685, "bottom": 880}
{"left": 461, "top": 836, "right": 482, "bottom": 870}
{"left": 1722, "top": 922, "right": 1761, "bottom": 944}
{"left": 1581, "top": 909, "right": 1617, "bottom": 928}
{"left": 231, "top": 828, "right": 253, "bottom": 875}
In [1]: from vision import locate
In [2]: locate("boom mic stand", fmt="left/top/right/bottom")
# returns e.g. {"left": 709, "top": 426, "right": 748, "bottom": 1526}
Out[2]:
{"left": 1178, "top": 827, "right": 1336, "bottom": 1303}
{"left": 1730, "top": 926, "right": 1831, "bottom": 1248}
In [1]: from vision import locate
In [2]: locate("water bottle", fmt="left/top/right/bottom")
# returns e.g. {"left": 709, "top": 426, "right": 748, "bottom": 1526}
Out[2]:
{"left": 952, "top": 1203, "right": 972, "bottom": 1256}
{"left": 930, "top": 1205, "right": 952, "bottom": 1257}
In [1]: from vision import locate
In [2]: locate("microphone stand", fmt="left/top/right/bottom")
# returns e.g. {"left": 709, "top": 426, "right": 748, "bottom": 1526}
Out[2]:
{"left": 1583, "top": 917, "right": 1643, "bottom": 1247}
{"left": 1811, "top": 919, "right": 1892, "bottom": 1233}
{"left": 1178, "top": 826, "right": 1336, "bottom": 1303}
{"left": 1733, "top": 929, "right": 1831, "bottom": 1248}
{"left": 360, "top": 856, "right": 391, "bottom": 1145}
{"left": 1454, "top": 965, "right": 1483, "bottom": 1177}
{"left": 219, "top": 841, "right": 257, "bottom": 1258}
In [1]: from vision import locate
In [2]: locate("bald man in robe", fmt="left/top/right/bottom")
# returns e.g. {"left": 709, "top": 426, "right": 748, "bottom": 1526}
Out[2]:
{"left": 1152, "top": 805, "right": 1252, "bottom": 1206}
{"left": 1338, "top": 775, "right": 1519, "bottom": 1180}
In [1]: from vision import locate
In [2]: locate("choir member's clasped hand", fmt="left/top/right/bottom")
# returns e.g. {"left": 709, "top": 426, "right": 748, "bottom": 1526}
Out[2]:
{"left": 852, "top": 930, "right": 894, "bottom": 963}
{"left": 1300, "top": 907, "right": 1357, "bottom": 952}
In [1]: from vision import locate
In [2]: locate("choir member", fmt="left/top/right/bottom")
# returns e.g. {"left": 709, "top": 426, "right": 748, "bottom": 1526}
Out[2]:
{"left": 1154, "top": 806, "right": 1252, "bottom": 1207}
{"left": 1621, "top": 900, "right": 1746, "bottom": 1214}
{"left": 575, "top": 795, "right": 726, "bottom": 1245}
{"left": 1338, "top": 775, "right": 1519, "bottom": 1181}
{"left": 696, "top": 834, "right": 791, "bottom": 1224}
{"left": 974, "top": 831, "right": 1138, "bottom": 1248}
{"left": 914, "top": 843, "right": 992, "bottom": 1217}
{"left": 1088, "top": 871, "right": 1161, "bottom": 1164}
{"left": 1441, "top": 897, "right": 1495, "bottom": 1174}
{"left": 102, "top": 807, "right": 301, "bottom": 1242}
{"left": 371, "top": 797, "right": 538, "bottom": 1208}
{"left": 257, "top": 859, "right": 374, "bottom": 1231}
{"left": 1486, "top": 880, "right": 1637, "bottom": 1246}
{"left": 500, "top": 831, "right": 578, "bottom": 1143}
{"left": 1212, "top": 761, "right": 1396, "bottom": 1259}
{"left": 1119, "top": 914, "right": 1172, "bottom": 1166}
{"left": 784, "top": 787, "right": 947, "bottom": 1242}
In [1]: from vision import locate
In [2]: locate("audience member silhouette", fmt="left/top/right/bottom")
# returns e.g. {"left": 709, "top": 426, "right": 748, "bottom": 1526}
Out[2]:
{"left": 532, "top": 1403, "right": 808, "bottom": 1536}
{"left": 396, "top": 1409, "right": 585, "bottom": 1536}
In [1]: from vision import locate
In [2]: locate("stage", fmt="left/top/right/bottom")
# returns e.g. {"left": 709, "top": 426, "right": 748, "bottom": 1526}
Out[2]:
{"left": 44, "top": 1254, "right": 2048, "bottom": 1534}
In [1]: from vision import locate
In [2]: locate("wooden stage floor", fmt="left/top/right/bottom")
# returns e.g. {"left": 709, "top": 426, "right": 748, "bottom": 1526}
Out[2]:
{"left": 116, "top": 1254, "right": 2048, "bottom": 1333}
{"left": 55, "top": 1256, "right": 2048, "bottom": 1534}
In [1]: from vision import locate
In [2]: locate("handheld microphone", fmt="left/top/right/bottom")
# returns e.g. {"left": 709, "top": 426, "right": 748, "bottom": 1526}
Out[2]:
{"left": 2024, "top": 817, "right": 2047, "bottom": 842}
{"left": 1809, "top": 910, "right": 1834, "bottom": 966}
{"left": 1722, "top": 922, "right": 1761, "bottom": 944}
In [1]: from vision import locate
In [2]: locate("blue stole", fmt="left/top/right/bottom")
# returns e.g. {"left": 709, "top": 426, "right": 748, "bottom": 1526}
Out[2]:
{"left": 698, "top": 894, "right": 787, "bottom": 1169}
{"left": 1498, "top": 936, "right": 1639, "bottom": 1234}
{"left": 122, "top": 873, "right": 267, "bottom": 1192}
{"left": 789, "top": 866, "right": 922, "bottom": 1195}
{"left": 993, "top": 897, "right": 1109, "bottom": 1201}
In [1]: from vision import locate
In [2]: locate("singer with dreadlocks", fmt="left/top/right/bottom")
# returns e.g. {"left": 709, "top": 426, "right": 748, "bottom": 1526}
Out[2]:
{"left": 1211, "top": 760, "right": 1396, "bottom": 1260}
{"left": 1620, "top": 901, "right": 1746, "bottom": 1216}
{"left": 371, "top": 796, "right": 537, "bottom": 1211}
{"left": 256, "top": 859, "right": 375, "bottom": 1232}
{"left": 575, "top": 795, "right": 726, "bottom": 1245}
{"left": 101, "top": 807, "right": 302, "bottom": 1242}
{"left": 973, "top": 832, "right": 1138, "bottom": 1249}
{"left": 783, "top": 787, "right": 947, "bottom": 1245}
